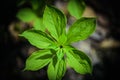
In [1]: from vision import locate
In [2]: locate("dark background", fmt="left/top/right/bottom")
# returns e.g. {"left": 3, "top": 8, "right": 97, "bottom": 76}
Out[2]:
{"left": 0, "top": 0, "right": 120, "bottom": 80}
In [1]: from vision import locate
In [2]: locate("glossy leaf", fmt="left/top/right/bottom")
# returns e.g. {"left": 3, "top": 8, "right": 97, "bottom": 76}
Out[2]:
{"left": 47, "top": 60, "right": 56, "bottom": 80}
{"left": 56, "top": 49, "right": 64, "bottom": 60}
{"left": 58, "top": 33, "right": 67, "bottom": 45}
{"left": 73, "top": 50, "right": 92, "bottom": 73}
{"left": 20, "top": 29, "right": 56, "bottom": 49}
{"left": 65, "top": 49, "right": 92, "bottom": 74}
{"left": 56, "top": 59, "right": 66, "bottom": 80}
{"left": 43, "top": 5, "right": 66, "bottom": 40}
{"left": 47, "top": 58, "right": 66, "bottom": 80}
{"left": 68, "top": 0, "right": 86, "bottom": 19}
{"left": 67, "top": 17, "right": 96, "bottom": 43}
{"left": 17, "top": 8, "right": 37, "bottom": 22}
{"left": 24, "top": 50, "right": 52, "bottom": 71}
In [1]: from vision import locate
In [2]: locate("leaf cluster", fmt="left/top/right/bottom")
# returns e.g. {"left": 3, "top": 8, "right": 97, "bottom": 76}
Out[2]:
{"left": 19, "top": 5, "right": 96, "bottom": 80}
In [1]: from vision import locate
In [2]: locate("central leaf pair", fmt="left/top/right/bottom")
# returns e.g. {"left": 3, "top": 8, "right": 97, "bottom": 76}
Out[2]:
{"left": 21, "top": 5, "right": 96, "bottom": 80}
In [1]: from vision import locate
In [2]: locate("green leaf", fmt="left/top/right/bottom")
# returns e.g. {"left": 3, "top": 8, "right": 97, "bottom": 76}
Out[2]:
{"left": 65, "top": 48, "right": 92, "bottom": 74}
{"left": 73, "top": 50, "right": 92, "bottom": 70}
{"left": 24, "top": 50, "right": 52, "bottom": 71}
{"left": 43, "top": 5, "right": 66, "bottom": 40}
{"left": 68, "top": 0, "right": 86, "bottom": 19}
{"left": 67, "top": 17, "right": 96, "bottom": 43}
{"left": 33, "top": 18, "right": 45, "bottom": 31}
{"left": 47, "top": 57, "right": 66, "bottom": 80}
{"left": 16, "top": 8, "right": 37, "bottom": 22}
{"left": 58, "top": 33, "right": 67, "bottom": 45}
{"left": 47, "top": 61, "right": 56, "bottom": 80}
{"left": 56, "top": 49, "right": 64, "bottom": 60}
{"left": 56, "top": 59, "right": 66, "bottom": 80}
{"left": 20, "top": 29, "right": 56, "bottom": 49}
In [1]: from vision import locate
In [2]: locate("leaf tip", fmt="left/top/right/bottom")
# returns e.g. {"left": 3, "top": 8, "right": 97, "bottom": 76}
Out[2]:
{"left": 18, "top": 34, "right": 23, "bottom": 37}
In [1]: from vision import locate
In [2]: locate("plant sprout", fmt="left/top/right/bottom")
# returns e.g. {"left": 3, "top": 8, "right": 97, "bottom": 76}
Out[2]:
{"left": 20, "top": 5, "right": 96, "bottom": 80}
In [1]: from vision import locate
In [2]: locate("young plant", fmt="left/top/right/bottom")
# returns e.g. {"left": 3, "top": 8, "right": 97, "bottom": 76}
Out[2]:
{"left": 20, "top": 5, "right": 96, "bottom": 80}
